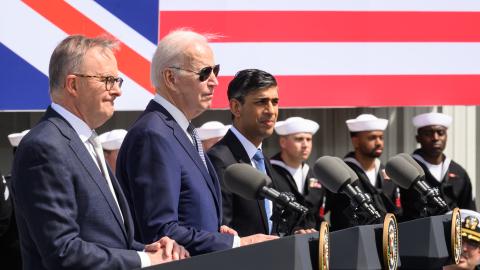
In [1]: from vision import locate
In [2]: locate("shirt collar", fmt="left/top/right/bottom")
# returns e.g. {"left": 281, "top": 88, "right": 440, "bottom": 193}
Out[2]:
{"left": 230, "top": 125, "right": 262, "bottom": 160}
{"left": 153, "top": 94, "right": 189, "bottom": 132}
{"left": 51, "top": 102, "right": 93, "bottom": 143}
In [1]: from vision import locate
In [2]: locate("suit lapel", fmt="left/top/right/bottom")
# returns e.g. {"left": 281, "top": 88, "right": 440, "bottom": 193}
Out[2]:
{"left": 47, "top": 108, "right": 129, "bottom": 242}
{"left": 224, "top": 131, "right": 269, "bottom": 233}
{"left": 146, "top": 101, "right": 221, "bottom": 210}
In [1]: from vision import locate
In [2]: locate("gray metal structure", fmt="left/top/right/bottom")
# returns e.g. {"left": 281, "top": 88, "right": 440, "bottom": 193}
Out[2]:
{"left": 1, "top": 106, "right": 478, "bottom": 207}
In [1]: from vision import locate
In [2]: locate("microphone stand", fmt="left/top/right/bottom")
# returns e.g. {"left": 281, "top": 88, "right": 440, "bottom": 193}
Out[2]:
{"left": 345, "top": 186, "right": 383, "bottom": 226}
{"left": 269, "top": 192, "right": 308, "bottom": 236}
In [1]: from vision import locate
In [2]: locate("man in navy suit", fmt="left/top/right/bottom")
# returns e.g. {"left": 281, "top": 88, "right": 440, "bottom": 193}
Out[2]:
{"left": 117, "top": 30, "right": 276, "bottom": 256}
{"left": 11, "top": 35, "right": 187, "bottom": 270}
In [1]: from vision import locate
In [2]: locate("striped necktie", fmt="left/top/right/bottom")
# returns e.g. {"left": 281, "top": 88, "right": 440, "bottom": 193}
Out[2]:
{"left": 187, "top": 123, "right": 208, "bottom": 170}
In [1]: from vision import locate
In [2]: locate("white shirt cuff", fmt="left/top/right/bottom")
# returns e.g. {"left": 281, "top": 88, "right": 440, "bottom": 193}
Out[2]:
{"left": 232, "top": 235, "right": 241, "bottom": 248}
{"left": 138, "top": 251, "right": 151, "bottom": 268}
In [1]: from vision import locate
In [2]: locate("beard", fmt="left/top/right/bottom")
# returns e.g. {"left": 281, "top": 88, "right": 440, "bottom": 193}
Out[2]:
{"left": 367, "top": 147, "right": 383, "bottom": 158}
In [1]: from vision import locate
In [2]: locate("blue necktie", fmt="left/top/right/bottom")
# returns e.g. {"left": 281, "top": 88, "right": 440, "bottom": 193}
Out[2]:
{"left": 252, "top": 149, "right": 272, "bottom": 233}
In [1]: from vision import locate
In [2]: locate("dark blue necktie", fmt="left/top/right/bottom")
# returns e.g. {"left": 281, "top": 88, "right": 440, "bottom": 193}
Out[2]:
{"left": 252, "top": 149, "right": 272, "bottom": 233}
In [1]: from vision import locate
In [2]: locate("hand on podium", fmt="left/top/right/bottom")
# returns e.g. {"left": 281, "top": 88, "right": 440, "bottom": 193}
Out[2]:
{"left": 220, "top": 225, "right": 238, "bottom": 235}
{"left": 240, "top": 234, "right": 278, "bottom": 246}
{"left": 146, "top": 236, "right": 190, "bottom": 265}
{"left": 294, "top": 228, "right": 317, "bottom": 234}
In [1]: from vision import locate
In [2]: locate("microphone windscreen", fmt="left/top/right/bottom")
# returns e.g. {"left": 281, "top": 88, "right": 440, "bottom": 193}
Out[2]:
{"left": 313, "top": 156, "right": 351, "bottom": 193}
{"left": 224, "top": 163, "right": 270, "bottom": 200}
{"left": 333, "top": 156, "right": 359, "bottom": 183}
{"left": 397, "top": 153, "right": 426, "bottom": 177}
{"left": 385, "top": 153, "right": 422, "bottom": 189}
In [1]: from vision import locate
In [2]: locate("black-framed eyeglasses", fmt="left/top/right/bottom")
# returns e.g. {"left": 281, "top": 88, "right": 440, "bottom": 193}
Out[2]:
{"left": 169, "top": 64, "right": 220, "bottom": 82}
{"left": 73, "top": 74, "right": 123, "bottom": 91}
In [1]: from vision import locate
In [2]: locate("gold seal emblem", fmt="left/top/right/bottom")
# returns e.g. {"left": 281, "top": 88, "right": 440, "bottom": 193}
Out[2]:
{"left": 383, "top": 213, "right": 398, "bottom": 270}
{"left": 318, "top": 222, "right": 329, "bottom": 270}
{"left": 451, "top": 208, "right": 462, "bottom": 264}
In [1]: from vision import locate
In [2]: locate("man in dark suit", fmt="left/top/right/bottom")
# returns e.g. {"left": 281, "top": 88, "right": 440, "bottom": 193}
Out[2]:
{"left": 11, "top": 35, "right": 187, "bottom": 270}
{"left": 208, "top": 69, "right": 312, "bottom": 236}
{"left": 116, "top": 30, "right": 275, "bottom": 256}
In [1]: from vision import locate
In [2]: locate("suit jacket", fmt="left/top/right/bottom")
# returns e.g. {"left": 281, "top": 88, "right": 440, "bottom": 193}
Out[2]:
{"left": 0, "top": 173, "right": 21, "bottom": 269}
{"left": 208, "top": 130, "right": 279, "bottom": 237}
{"left": 270, "top": 153, "right": 325, "bottom": 230}
{"left": 11, "top": 107, "right": 143, "bottom": 270}
{"left": 116, "top": 100, "right": 232, "bottom": 256}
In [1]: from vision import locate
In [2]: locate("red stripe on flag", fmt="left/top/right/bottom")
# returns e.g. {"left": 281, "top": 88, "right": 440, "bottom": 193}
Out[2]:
{"left": 212, "top": 75, "right": 480, "bottom": 108}
{"left": 160, "top": 11, "right": 480, "bottom": 42}
{"left": 23, "top": 0, "right": 154, "bottom": 94}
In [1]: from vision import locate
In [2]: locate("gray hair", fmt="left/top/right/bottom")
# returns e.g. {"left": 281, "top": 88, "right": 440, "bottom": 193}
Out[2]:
{"left": 150, "top": 29, "right": 217, "bottom": 89}
{"left": 48, "top": 35, "right": 119, "bottom": 93}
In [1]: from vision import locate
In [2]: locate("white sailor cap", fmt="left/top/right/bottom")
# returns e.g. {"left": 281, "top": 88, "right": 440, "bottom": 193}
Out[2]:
{"left": 274, "top": 117, "right": 319, "bottom": 136}
{"left": 99, "top": 129, "right": 127, "bottom": 150}
{"left": 460, "top": 209, "right": 480, "bottom": 242}
{"left": 197, "top": 121, "right": 230, "bottom": 141}
{"left": 412, "top": 112, "right": 452, "bottom": 129}
{"left": 8, "top": 129, "right": 30, "bottom": 147}
{"left": 346, "top": 114, "right": 388, "bottom": 132}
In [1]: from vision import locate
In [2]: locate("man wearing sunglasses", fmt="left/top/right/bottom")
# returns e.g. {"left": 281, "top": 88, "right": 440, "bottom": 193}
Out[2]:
{"left": 400, "top": 112, "right": 475, "bottom": 221}
{"left": 117, "top": 30, "right": 276, "bottom": 256}
{"left": 444, "top": 209, "right": 480, "bottom": 270}
{"left": 11, "top": 35, "right": 187, "bottom": 270}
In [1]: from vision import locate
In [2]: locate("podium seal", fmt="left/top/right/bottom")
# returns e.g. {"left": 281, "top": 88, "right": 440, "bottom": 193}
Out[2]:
{"left": 318, "top": 221, "right": 329, "bottom": 270}
{"left": 383, "top": 213, "right": 398, "bottom": 270}
{"left": 451, "top": 207, "right": 462, "bottom": 264}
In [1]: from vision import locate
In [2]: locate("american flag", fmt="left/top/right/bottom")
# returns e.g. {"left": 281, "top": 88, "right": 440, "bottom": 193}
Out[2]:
{"left": 1, "top": 0, "right": 480, "bottom": 110}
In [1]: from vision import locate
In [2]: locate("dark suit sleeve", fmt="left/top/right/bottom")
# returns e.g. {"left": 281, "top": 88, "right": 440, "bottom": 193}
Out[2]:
{"left": 121, "top": 130, "right": 233, "bottom": 255}
{"left": 12, "top": 142, "right": 140, "bottom": 270}
{"left": 208, "top": 152, "right": 234, "bottom": 227}
{"left": 0, "top": 174, "right": 12, "bottom": 237}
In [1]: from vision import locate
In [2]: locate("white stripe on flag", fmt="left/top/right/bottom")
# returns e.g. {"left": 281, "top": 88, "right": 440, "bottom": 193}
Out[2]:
{"left": 211, "top": 42, "right": 480, "bottom": 76}
{"left": 159, "top": 0, "right": 480, "bottom": 11}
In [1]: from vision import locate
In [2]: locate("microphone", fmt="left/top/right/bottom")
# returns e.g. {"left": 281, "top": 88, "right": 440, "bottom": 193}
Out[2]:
{"left": 224, "top": 163, "right": 308, "bottom": 214}
{"left": 385, "top": 153, "right": 449, "bottom": 215}
{"left": 313, "top": 156, "right": 382, "bottom": 223}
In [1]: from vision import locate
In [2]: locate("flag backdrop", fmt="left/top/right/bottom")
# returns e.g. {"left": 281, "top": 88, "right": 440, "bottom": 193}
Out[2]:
{"left": 1, "top": 0, "right": 480, "bottom": 110}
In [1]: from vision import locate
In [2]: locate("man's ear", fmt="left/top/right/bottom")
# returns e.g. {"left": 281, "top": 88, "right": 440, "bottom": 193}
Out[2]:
{"left": 351, "top": 136, "right": 359, "bottom": 149}
{"left": 163, "top": 68, "right": 176, "bottom": 91}
{"left": 279, "top": 136, "right": 287, "bottom": 149}
{"left": 230, "top": 99, "right": 241, "bottom": 118}
{"left": 65, "top": 75, "right": 78, "bottom": 97}
{"left": 415, "top": 134, "right": 420, "bottom": 143}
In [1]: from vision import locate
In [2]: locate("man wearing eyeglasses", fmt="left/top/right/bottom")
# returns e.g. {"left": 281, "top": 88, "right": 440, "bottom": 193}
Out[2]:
{"left": 444, "top": 209, "right": 480, "bottom": 270}
{"left": 401, "top": 112, "right": 476, "bottom": 221}
{"left": 11, "top": 35, "right": 188, "bottom": 270}
{"left": 116, "top": 30, "right": 276, "bottom": 256}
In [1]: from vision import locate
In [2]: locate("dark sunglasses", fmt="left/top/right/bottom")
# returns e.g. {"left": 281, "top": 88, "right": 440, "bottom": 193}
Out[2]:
{"left": 169, "top": 64, "right": 220, "bottom": 82}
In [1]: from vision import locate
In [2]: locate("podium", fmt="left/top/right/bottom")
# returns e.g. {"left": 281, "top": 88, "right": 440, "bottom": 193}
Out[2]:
{"left": 144, "top": 233, "right": 320, "bottom": 270}
{"left": 144, "top": 218, "right": 398, "bottom": 270}
{"left": 398, "top": 211, "right": 461, "bottom": 269}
